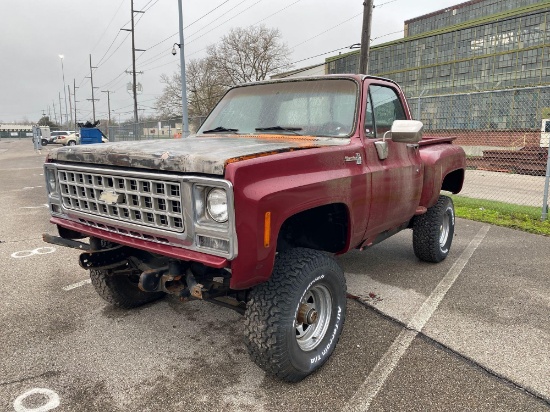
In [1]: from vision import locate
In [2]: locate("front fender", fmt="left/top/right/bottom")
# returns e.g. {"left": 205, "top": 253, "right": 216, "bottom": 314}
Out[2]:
{"left": 225, "top": 145, "right": 367, "bottom": 289}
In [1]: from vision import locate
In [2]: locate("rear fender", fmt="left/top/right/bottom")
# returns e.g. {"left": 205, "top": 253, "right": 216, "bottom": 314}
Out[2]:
{"left": 419, "top": 144, "right": 466, "bottom": 208}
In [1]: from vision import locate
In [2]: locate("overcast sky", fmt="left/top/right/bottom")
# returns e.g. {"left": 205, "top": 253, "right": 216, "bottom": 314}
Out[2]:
{"left": 0, "top": 0, "right": 461, "bottom": 124}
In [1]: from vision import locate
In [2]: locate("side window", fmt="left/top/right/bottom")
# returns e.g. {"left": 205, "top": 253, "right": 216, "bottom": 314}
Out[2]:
{"left": 369, "top": 85, "right": 406, "bottom": 138}
{"left": 365, "top": 93, "right": 375, "bottom": 138}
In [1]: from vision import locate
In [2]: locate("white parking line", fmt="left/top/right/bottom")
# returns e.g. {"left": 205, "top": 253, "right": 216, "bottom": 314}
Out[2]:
{"left": 62, "top": 279, "right": 92, "bottom": 291}
{"left": 21, "top": 204, "right": 49, "bottom": 209}
{"left": 343, "top": 225, "right": 490, "bottom": 411}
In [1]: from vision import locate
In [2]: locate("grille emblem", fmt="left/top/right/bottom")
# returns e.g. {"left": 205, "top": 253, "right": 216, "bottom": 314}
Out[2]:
{"left": 99, "top": 190, "right": 123, "bottom": 205}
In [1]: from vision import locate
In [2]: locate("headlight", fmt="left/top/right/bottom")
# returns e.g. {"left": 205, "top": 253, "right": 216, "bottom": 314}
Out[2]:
{"left": 206, "top": 188, "right": 228, "bottom": 223}
{"left": 46, "top": 168, "right": 57, "bottom": 192}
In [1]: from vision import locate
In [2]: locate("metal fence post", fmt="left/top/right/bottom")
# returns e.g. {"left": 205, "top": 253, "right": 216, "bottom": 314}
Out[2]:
{"left": 541, "top": 142, "right": 550, "bottom": 221}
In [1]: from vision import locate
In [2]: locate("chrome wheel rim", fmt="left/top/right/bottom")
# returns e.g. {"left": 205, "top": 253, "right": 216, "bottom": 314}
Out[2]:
{"left": 439, "top": 211, "right": 451, "bottom": 248}
{"left": 295, "top": 284, "right": 332, "bottom": 351}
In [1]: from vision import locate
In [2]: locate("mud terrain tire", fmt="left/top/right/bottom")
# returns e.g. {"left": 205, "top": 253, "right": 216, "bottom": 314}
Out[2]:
{"left": 243, "top": 248, "right": 346, "bottom": 382}
{"left": 413, "top": 195, "right": 455, "bottom": 263}
{"left": 90, "top": 269, "right": 165, "bottom": 309}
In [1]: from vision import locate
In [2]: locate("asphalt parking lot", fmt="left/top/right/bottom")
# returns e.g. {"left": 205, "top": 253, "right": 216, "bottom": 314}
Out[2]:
{"left": 1, "top": 138, "right": 549, "bottom": 412}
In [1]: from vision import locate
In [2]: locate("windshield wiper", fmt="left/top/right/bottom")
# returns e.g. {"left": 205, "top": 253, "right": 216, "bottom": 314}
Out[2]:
{"left": 202, "top": 126, "right": 239, "bottom": 134}
{"left": 255, "top": 126, "right": 302, "bottom": 135}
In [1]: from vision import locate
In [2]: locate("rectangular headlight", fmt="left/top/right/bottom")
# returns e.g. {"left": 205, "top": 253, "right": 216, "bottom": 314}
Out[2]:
{"left": 197, "top": 235, "right": 230, "bottom": 252}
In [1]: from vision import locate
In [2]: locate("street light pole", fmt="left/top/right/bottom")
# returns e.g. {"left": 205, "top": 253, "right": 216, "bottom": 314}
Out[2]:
{"left": 177, "top": 0, "right": 190, "bottom": 137}
{"left": 59, "top": 55, "right": 69, "bottom": 126}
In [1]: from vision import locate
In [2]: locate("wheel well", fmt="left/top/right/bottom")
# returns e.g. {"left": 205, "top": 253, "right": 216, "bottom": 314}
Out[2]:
{"left": 277, "top": 203, "right": 349, "bottom": 254}
{"left": 442, "top": 169, "right": 464, "bottom": 194}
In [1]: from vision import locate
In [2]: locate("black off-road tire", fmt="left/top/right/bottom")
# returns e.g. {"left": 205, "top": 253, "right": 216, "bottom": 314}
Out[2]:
{"left": 243, "top": 248, "right": 347, "bottom": 382}
{"left": 41, "top": 139, "right": 48, "bottom": 146}
{"left": 90, "top": 269, "right": 165, "bottom": 309}
{"left": 413, "top": 195, "right": 455, "bottom": 263}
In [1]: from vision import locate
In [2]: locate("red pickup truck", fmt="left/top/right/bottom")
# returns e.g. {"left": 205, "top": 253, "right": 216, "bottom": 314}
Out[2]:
{"left": 44, "top": 74, "right": 465, "bottom": 382}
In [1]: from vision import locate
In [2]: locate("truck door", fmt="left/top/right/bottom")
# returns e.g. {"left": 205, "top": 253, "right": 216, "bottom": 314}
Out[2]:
{"left": 362, "top": 82, "right": 423, "bottom": 239}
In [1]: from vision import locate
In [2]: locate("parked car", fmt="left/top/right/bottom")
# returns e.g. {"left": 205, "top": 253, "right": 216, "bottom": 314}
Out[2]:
{"left": 55, "top": 133, "right": 79, "bottom": 146}
{"left": 56, "top": 132, "right": 109, "bottom": 146}
{"left": 49, "top": 131, "right": 75, "bottom": 144}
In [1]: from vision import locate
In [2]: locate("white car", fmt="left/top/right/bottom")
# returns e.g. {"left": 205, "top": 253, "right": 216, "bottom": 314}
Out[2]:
{"left": 55, "top": 132, "right": 79, "bottom": 146}
{"left": 57, "top": 132, "right": 109, "bottom": 146}
{"left": 49, "top": 130, "right": 75, "bottom": 144}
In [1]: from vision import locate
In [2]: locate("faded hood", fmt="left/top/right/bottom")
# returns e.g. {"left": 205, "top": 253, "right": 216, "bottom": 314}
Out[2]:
{"left": 48, "top": 135, "right": 349, "bottom": 175}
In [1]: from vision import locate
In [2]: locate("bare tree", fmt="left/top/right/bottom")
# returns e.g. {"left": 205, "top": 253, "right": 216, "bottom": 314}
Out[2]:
{"left": 155, "top": 59, "right": 226, "bottom": 122}
{"left": 155, "top": 71, "right": 183, "bottom": 119}
{"left": 208, "top": 25, "right": 292, "bottom": 87}
{"left": 155, "top": 25, "right": 291, "bottom": 120}
{"left": 187, "top": 58, "right": 226, "bottom": 118}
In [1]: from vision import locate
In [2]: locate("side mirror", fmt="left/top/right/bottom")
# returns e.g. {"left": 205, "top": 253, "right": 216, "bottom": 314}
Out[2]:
{"left": 390, "top": 120, "right": 423, "bottom": 143}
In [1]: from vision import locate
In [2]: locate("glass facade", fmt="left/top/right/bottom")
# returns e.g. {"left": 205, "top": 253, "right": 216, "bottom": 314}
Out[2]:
{"left": 405, "top": 0, "right": 543, "bottom": 37}
{"left": 326, "top": 1, "right": 550, "bottom": 130}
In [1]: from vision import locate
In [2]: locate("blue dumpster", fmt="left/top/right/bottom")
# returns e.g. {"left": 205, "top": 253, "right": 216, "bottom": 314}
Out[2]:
{"left": 80, "top": 128, "right": 103, "bottom": 144}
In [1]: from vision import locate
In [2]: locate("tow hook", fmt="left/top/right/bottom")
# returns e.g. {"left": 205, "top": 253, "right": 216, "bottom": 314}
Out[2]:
{"left": 184, "top": 269, "right": 204, "bottom": 300}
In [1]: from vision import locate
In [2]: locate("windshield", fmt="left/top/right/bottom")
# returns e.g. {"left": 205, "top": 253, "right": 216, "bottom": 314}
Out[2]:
{"left": 198, "top": 79, "right": 358, "bottom": 137}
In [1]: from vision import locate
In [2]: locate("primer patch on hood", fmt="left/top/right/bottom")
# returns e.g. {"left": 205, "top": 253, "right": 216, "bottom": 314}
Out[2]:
{"left": 49, "top": 135, "right": 349, "bottom": 175}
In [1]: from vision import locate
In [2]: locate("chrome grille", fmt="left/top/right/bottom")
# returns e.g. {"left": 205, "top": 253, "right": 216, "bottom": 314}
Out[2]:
{"left": 58, "top": 169, "right": 184, "bottom": 232}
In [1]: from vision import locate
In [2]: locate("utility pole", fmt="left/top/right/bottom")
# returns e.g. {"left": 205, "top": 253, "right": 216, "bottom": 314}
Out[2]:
{"left": 101, "top": 90, "right": 113, "bottom": 139}
{"left": 58, "top": 93, "right": 63, "bottom": 127}
{"left": 52, "top": 100, "right": 58, "bottom": 125}
{"left": 86, "top": 54, "right": 99, "bottom": 123}
{"left": 121, "top": 0, "right": 145, "bottom": 130}
{"left": 359, "top": 0, "right": 374, "bottom": 74}
{"left": 67, "top": 85, "right": 73, "bottom": 128}
{"left": 73, "top": 79, "right": 79, "bottom": 129}
{"left": 59, "top": 55, "right": 69, "bottom": 126}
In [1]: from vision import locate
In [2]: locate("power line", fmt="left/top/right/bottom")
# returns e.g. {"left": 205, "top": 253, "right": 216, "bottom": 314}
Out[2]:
{"left": 251, "top": 0, "right": 303, "bottom": 27}
{"left": 91, "top": 0, "right": 126, "bottom": 53}
{"left": 289, "top": 11, "right": 363, "bottom": 51}
{"left": 375, "top": 0, "right": 399, "bottom": 7}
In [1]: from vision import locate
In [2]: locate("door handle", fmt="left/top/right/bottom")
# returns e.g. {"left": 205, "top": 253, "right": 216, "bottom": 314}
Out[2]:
{"left": 407, "top": 143, "right": 419, "bottom": 149}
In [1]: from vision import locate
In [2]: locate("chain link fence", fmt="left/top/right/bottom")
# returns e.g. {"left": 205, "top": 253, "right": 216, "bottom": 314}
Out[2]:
{"left": 410, "top": 86, "right": 550, "bottom": 216}
{"left": 105, "top": 116, "right": 207, "bottom": 142}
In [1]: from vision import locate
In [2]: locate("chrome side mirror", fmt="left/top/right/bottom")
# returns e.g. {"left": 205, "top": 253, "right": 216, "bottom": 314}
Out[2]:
{"left": 390, "top": 120, "right": 423, "bottom": 144}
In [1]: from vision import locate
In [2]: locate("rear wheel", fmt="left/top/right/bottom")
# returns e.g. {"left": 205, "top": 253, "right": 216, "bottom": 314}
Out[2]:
{"left": 68, "top": 140, "right": 76, "bottom": 146}
{"left": 243, "top": 248, "right": 346, "bottom": 382}
{"left": 90, "top": 269, "right": 165, "bottom": 309}
{"left": 413, "top": 195, "right": 455, "bottom": 263}
{"left": 41, "top": 139, "right": 48, "bottom": 146}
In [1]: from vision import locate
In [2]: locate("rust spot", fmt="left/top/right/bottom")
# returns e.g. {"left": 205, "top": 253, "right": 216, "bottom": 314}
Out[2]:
{"left": 225, "top": 150, "right": 282, "bottom": 165}
{"left": 225, "top": 145, "right": 319, "bottom": 166}
{"left": 212, "top": 133, "right": 319, "bottom": 142}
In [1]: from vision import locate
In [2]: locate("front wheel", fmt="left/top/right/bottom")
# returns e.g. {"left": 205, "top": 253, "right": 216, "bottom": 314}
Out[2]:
{"left": 68, "top": 140, "right": 76, "bottom": 146}
{"left": 413, "top": 195, "right": 455, "bottom": 263}
{"left": 243, "top": 248, "right": 346, "bottom": 382}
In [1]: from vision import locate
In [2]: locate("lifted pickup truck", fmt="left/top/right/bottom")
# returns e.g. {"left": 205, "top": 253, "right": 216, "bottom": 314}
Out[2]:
{"left": 44, "top": 75, "right": 465, "bottom": 382}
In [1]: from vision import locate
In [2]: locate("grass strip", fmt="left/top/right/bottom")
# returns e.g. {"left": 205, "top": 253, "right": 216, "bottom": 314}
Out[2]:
{"left": 451, "top": 195, "right": 550, "bottom": 237}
